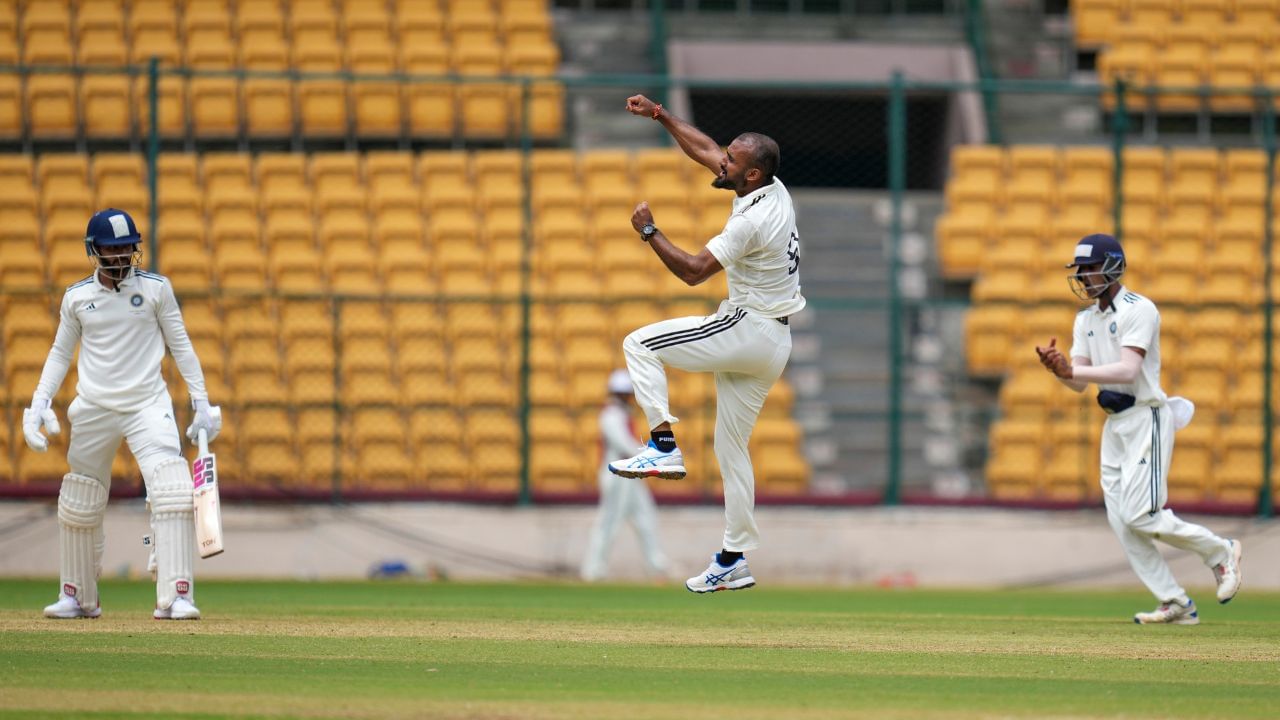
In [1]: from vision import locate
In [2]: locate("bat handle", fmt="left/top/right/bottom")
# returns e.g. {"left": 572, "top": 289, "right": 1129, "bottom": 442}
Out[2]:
{"left": 198, "top": 428, "right": 209, "bottom": 457}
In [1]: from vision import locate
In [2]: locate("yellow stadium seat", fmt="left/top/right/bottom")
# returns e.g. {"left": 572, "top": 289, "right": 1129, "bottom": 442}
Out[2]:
{"left": 189, "top": 77, "right": 240, "bottom": 138}
{"left": 1098, "top": 44, "right": 1154, "bottom": 111}
{"left": 366, "top": 152, "right": 415, "bottom": 189}
{"left": 401, "top": 44, "right": 454, "bottom": 137}
{"left": 311, "top": 153, "right": 363, "bottom": 192}
{"left": 343, "top": 0, "right": 392, "bottom": 43}
{"left": 1182, "top": 0, "right": 1230, "bottom": 27}
{"left": 1073, "top": 0, "right": 1122, "bottom": 46}
{"left": 454, "top": 369, "right": 515, "bottom": 407}
{"left": 80, "top": 76, "right": 133, "bottom": 138}
{"left": 290, "top": 0, "right": 339, "bottom": 43}
{"left": 938, "top": 197, "right": 994, "bottom": 266}
{"left": 447, "top": 2, "right": 498, "bottom": 44}
{"left": 1235, "top": 0, "right": 1279, "bottom": 25}
{"left": 1164, "top": 421, "right": 1212, "bottom": 502}
{"left": 281, "top": 300, "right": 336, "bottom": 342}
{"left": 394, "top": 0, "right": 446, "bottom": 38}
{"left": 26, "top": 74, "right": 78, "bottom": 139}
{"left": 1209, "top": 44, "right": 1261, "bottom": 113}
{"left": 237, "top": 0, "right": 284, "bottom": 36}
{"left": 21, "top": 0, "right": 71, "bottom": 40}
{"left": 270, "top": 242, "right": 325, "bottom": 293}
{"left": 1154, "top": 46, "right": 1208, "bottom": 112}
{"left": 202, "top": 152, "right": 254, "bottom": 192}
{"left": 500, "top": 3, "right": 553, "bottom": 43}
{"left": 135, "top": 73, "right": 189, "bottom": 138}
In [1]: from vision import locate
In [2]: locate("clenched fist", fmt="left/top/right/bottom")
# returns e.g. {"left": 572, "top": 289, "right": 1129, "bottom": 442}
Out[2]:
{"left": 625, "top": 94, "right": 658, "bottom": 118}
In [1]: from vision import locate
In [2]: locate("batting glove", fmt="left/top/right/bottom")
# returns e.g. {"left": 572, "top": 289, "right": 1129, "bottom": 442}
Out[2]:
{"left": 22, "top": 396, "right": 60, "bottom": 453}
{"left": 185, "top": 398, "right": 222, "bottom": 444}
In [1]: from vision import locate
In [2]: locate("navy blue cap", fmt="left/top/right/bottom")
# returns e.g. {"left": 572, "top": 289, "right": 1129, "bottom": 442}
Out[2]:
{"left": 1066, "top": 233, "right": 1124, "bottom": 268}
{"left": 85, "top": 208, "right": 141, "bottom": 247}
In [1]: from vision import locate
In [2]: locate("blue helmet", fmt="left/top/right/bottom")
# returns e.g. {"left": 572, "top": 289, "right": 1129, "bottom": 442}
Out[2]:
{"left": 84, "top": 208, "right": 141, "bottom": 257}
{"left": 1066, "top": 233, "right": 1126, "bottom": 301}
{"left": 84, "top": 208, "right": 143, "bottom": 283}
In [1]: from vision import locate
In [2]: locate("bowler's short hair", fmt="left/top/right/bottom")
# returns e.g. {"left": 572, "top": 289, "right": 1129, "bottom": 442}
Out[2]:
{"left": 736, "top": 132, "right": 780, "bottom": 181}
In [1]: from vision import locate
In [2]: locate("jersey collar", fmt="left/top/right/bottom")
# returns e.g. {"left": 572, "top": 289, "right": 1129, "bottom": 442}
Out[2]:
{"left": 732, "top": 177, "right": 778, "bottom": 212}
{"left": 1090, "top": 284, "right": 1126, "bottom": 315}
{"left": 92, "top": 269, "right": 137, "bottom": 293}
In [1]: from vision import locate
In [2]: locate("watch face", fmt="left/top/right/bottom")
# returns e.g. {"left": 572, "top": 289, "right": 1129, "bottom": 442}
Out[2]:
{"left": 642, "top": 224, "right": 655, "bottom": 236}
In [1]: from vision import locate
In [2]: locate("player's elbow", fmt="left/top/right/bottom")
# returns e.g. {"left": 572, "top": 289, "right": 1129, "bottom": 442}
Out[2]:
{"left": 679, "top": 270, "right": 705, "bottom": 286}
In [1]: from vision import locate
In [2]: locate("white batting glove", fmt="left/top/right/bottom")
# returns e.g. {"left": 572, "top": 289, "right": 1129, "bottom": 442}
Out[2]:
{"left": 185, "top": 398, "right": 222, "bottom": 444}
{"left": 22, "top": 396, "right": 60, "bottom": 453}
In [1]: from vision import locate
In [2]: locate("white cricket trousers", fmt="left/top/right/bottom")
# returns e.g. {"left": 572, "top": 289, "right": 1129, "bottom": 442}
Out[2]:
{"left": 67, "top": 393, "right": 184, "bottom": 484}
{"left": 67, "top": 393, "right": 184, "bottom": 565}
{"left": 580, "top": 469, "right": 669, "bottom": 581}
{"left": 1101, "top": 404, "right": 1232, "bottom": 603}
{"left": 622, "top": 300, "right": 792, "bottom": 552}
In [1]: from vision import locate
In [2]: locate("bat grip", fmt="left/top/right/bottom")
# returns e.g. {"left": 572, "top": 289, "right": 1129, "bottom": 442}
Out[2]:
{"left": 198, "top": 428, "right": 209, "bottom": 456}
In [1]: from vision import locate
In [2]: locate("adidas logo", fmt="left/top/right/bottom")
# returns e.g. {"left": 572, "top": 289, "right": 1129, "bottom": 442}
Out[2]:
{"left": 1139, "top": 458, "right": 1147, "bottom": 465}
{"left": 85, "top": 302, "right": 96, "bottom": 311}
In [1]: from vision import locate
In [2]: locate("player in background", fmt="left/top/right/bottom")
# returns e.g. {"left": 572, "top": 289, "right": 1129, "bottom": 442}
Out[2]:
{"left": 581, "top": 370, "right": 670, "bottom": 582}
{"left": 612, "top": 94, "right": 805, "bottom": 593}
{"left": 1035, "top": 233, "right": 1242, "bottom": 625}
{"left": 23, "top": 209, "right": 221, "bottom": 620}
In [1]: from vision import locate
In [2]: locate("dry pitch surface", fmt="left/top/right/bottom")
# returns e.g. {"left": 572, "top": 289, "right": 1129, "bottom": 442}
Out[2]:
{"left": 1, "top": 579, "right": 1278, "bottom": 719}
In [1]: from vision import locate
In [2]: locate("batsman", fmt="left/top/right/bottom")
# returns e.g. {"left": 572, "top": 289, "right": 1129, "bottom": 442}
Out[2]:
{"left": 24, "top": 209, "right": 221, "bottom": 620}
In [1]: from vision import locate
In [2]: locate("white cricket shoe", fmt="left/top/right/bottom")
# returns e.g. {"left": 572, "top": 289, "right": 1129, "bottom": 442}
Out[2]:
{"left": 685, "top": 555, "right": 756, "bottom": 593}
{"left": 1134, "top": 598, "right": 1199, "bottom": 625}
{"left": 43, "top": 594, "right": 101, "bottom": 619}
{"left": 154, "top": 597, "right": 201, "bottom": 620}
{"left": 1213, "top": 538, "right": 1243, "bottom": 604}
{"left": 608, "top": 441, "right": 686, "bottom": 480}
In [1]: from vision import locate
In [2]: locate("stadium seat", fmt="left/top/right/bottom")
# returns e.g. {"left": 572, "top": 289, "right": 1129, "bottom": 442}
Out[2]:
{"left": 1073, "top": 0, "right": 1123, "bottom": 47}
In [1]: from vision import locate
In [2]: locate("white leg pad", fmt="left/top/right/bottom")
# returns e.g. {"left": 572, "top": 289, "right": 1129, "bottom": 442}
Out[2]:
{"left": 147, "top": 457, "right": 196, "bottom": 610}
{"left": 58, "top": 473, "right": 108, "bottom": 612}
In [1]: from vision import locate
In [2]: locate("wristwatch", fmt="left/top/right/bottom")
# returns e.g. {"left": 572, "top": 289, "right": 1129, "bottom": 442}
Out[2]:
{"left": 640, "top": 223, "right": 657, "bottom": 241}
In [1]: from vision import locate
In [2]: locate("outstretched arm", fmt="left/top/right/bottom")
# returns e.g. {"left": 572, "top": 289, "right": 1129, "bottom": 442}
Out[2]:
{"left": 626, "top": 94, "right": 723, "bottom": 174}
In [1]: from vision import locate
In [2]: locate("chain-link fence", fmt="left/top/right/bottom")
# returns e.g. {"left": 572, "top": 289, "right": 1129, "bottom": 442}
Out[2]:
{"left": 0, "top": 61, "right": 1275, "bottom": 515}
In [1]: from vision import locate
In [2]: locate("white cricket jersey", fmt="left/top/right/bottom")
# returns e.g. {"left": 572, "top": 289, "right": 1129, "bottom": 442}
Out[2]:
{"left": 704, "top": 177, "right": 807, "bottom": 319}
{"left": 1070, "top": 286, "right": 1167, "bottom": 407}
{"left": 35, "top": 270, "right": 208, "bottom": 413}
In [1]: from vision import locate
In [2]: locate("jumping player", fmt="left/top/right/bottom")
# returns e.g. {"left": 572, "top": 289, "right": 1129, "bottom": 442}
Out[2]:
{"left": 1035, "top": 233, "right": 1242, "bottom": 624}
{"left": 24, "top": 208, "right": 221, "bottom": 620}
{"left": 581, "top": 369, "right": 670, "bottom": 582}
{"left": 611, "top": 94, "right": 805, "bottom": 593}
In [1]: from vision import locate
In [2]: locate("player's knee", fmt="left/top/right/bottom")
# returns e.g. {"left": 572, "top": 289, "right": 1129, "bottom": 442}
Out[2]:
{"left": 147, "top": 457, "right": 194, "bottom": 515}
{"left": 58, "top": 473, "right": 109, "bottom": 529}
{"left": 622, "top": 331, "right": 649, "bottom": 359}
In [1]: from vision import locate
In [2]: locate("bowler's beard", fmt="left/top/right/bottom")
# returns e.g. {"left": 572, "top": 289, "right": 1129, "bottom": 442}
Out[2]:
{"left": 711, "top": 173, "right": 735, "bottom": 190}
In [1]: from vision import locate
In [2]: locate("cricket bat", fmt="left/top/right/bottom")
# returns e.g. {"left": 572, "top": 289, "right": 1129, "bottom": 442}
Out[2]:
{"left": 193, "top": 424, "right": 224, "bottom": 558}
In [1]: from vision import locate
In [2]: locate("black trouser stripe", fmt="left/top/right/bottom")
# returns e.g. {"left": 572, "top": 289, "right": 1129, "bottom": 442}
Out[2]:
{"left": 641, "top": 309, "right": 745, "bottom": 350}
{"left": 1150, "top": 407, "right": 1160, "bottom": 515}
{"left": 644, "top": 310, "right": 747, "bottom": 351}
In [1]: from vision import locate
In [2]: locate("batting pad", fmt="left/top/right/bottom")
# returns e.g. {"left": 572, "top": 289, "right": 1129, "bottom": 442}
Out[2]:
{"left": 58, "top": 473, "right": 108, "bottom": 612}
{"left": 147, "top": 457, "right": 195, "bottom": 610}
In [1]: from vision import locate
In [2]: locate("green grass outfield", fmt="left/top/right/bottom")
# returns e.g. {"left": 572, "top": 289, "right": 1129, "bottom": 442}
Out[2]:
{"left": 1, "top": 579, "right": 1277, "bottom": 719}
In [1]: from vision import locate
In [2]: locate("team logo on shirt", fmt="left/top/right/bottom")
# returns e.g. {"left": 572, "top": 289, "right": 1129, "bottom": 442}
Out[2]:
{"left": 1109, "top": 322, "right": 1117, "bottom": 334}
{"left": 130, "top": 294, "right": 143, "bottom": 307}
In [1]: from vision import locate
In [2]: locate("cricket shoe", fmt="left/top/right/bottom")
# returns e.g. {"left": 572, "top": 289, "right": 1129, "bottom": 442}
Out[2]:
{"left": 154, "top": 597, "right": 201, "bottom": 620}
{"left": 608, "top": 441, "right": 686, "bottom": 480}
{"left": 686, "top": 555, "right": 756, "bottom": 593}
{"left": 1134, "top": 598, "right": 1199, "bottom": 625}
{"left": 43, "top": 594, "right": 101, "bottom": 619}
{"left": 1213, "top": 538, "right": 1243, "bottom": 604}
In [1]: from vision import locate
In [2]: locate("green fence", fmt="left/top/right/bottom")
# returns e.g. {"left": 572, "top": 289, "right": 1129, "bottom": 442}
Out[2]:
{"left": 0, "top": 61, "right": 1276, "bottom": 515}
